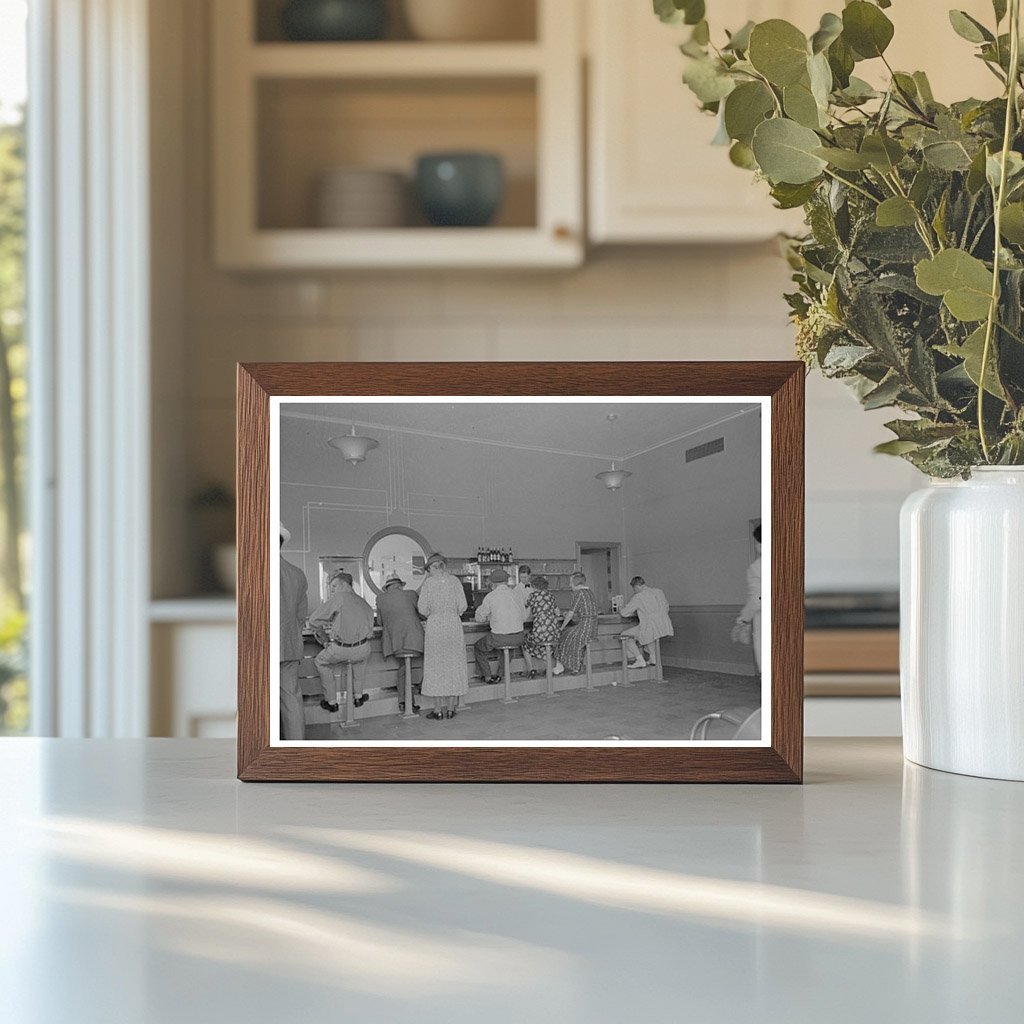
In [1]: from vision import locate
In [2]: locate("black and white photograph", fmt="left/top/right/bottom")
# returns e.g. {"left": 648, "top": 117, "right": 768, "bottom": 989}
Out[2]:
{"left": 270, "top": 397, "right": 770, "bottom": 746}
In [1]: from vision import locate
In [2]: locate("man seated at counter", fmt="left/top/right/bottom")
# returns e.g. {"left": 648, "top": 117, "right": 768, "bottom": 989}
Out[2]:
{"left": 473, "top": 568, "right": 526, "bottom": 683}
{"left": 376, "top": 573, "right": 425, "bottom": 712}
{"left": 309, "top": 570, "right": 375, "bottom": 713}
{"left": 619, "top": 575, "right": 674, "bottom": 669}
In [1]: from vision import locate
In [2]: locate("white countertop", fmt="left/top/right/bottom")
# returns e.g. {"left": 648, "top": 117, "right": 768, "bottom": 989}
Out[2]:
{"left": 1, "top": 738, "right": 1020, "bottom": 1023}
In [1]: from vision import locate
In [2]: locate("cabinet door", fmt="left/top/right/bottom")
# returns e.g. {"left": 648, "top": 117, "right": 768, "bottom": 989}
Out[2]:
{"left": 588, "top": 0, "right": 803, "bottom": 242}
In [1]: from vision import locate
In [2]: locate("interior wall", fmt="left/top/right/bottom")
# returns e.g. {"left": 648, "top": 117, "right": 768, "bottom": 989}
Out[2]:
{"left": 623, "top": 409, "right": 761, "bottom": 607}
{"left": 158, "top": 0, "right": 921, "bottom": 600}
{"left": 279, "top": 417, "right": 626, "bottom": 600}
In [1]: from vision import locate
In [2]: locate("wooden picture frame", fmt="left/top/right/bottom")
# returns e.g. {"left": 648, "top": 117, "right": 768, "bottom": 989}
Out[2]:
{"left": 237, "top": 362, "right": 804, "bottom": 782}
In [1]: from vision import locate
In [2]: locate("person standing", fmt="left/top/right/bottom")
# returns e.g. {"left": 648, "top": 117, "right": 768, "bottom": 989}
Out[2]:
{"left": 619, "top": 576, "right": 674, "bottom": 669}
{"left": 513, "top": 564, "right": 532, "bottom": 613}
{"left": 279, "top": 523, "right": 309, "bottom": 740}
{"left": 309, "top": 571, "right": 375, "bottom": 712}
{"left": 417, "top": 552, "right": 468, "bottom": 720}
{"left": 553, "top": 572, "right": 599, "bottom": 676}
{"left": 735, "top": 525, "right": 762, "bottom": 672}
{"left": 376, "top": 574, "right": 425, "bottom": 712}
{"left": 474, "top": 569, "right": 526, "bottom": 683}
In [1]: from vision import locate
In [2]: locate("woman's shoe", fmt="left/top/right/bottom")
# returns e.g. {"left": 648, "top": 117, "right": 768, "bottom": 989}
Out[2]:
{"left": 319, "top": 699, "right": 339, "bottom": 713}
{"left": 426, "top": 709, "right": 445, "bottom": 720}
{"left": 445, "top": 709, "right": 457, "bottom": 719}
{"left": 354, "top": 693, "right": 369, "bottom": 708}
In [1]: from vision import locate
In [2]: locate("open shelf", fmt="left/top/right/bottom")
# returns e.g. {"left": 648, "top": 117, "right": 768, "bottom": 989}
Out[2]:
{"left": 254, "top": 0, "right": 539, "bottom": 45}
{"left": 213, "top": 0, "right": 582, "bottom": 268}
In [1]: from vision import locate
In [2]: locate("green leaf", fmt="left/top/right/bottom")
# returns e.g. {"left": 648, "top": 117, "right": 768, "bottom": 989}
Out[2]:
{"left": 948, "top": 10, "right": 994, "bottom": 44}
{"left": 748, "top": 20, "right": 809, "bottom": 87}
{"left": 827, "top": 36, "right": 856, "bottom": 89}
{"left": 810, "top": 12, "right": 843, "bottom": 54}
{"left": 913, "top": 71, "right": 935, "bottom": 104}
{"left": 860, "top": 133, "right": 904, "bottom": 173}
{"left": 923, "top": 140, "right": 972, "bottom": 171}
{"left": 993, "top": 0, "right": 1008, "bottom": 24}
{"left": 807, "top": 51, "right": 833, "bottom": 109}
{"left": 1000, "top": 203, "right": 1024, "bottom": 245}
{"left": 729, "top": 140, "right": 757, "bottom": 170}
{"left": 691, "top": 19, "right": 710, "bottom": 45}
{"left": 653, "top": 0, "right": 705, "bottom": 26}
{"left": 751, "top": 118, "right": 828, "bottom": 184}
{"left": 842, "top": 1, "right": 895, "bottom": 59}
{"left": 723, "top": 81, "right": 775, "bottom": 144}
{"left": 967, "top": 144, "right": 991, "bottom": 194}
{"left": 986, "top": 150, "right": 1024, "bottom": 191}
{"left": 939, "top": 325, "right": 1006, "bottom": 398}
{"left": 682, "top": 57, "right": 736, "bottom": 104}
{"left": 771, "top": 180, "right": 820, "bottom": 209}
{"left": 784, "top": 80, "right": 824, "bottom": 129}
{"left": 875, "top": 439, "right": 922, "bottom": 455}
{"left": 724, "top": 20, "right": 755, "bottom": 53}
{"left": 814, "top": 146, "right": 872, "bottom": 170}
{"left": 915, "top": 250, "right": 994, "bottom": 322}
{"left": 862, "top": 374, "right": 903, "bottom": 409}
{"left": 909, "top": 165, "right": 933, "bottom": 205}
{"left": 876, "top": 197, "right": 918, "bottom": 228}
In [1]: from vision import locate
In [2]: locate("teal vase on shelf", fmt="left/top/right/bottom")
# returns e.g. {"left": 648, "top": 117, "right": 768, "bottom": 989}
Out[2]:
{"left": 280, "top": 0, "right": 388, "bottom": 42}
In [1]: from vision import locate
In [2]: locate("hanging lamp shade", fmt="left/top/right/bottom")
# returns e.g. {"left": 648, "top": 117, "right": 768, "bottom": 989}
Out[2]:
{"left": 327, "top": 426, "right": 379, "bottom": 465}
{"left": 595, "top": 463, "right": 632, "bottom": 490}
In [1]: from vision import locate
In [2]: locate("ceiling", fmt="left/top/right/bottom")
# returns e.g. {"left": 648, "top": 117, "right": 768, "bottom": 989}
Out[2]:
{"left": 280, "top": 400, "right": 760, "bottom": 460}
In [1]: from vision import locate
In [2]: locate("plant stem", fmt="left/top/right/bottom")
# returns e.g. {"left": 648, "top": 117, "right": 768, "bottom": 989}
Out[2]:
{"left": 979, "top": 0, "right": 1021, "bottom": 462}
{"left": 822, "top": 168, "right": 880, "bottom": 205}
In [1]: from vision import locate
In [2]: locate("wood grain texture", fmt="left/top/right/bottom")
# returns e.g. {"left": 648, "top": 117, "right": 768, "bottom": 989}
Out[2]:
{"left": 237, "top": 361, "right": 805, "bottom": 783}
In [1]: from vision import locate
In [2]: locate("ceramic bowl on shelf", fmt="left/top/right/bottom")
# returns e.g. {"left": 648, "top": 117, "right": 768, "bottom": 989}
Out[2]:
{"left": 280, "top": 0, "right": 388, "bottom": 42}
{"left": 415, "top": 152, "right": 504, "bottom": 227}
{"left": 315, "top": 167, "right": 408, "bottom": 229}
{"left": 403, "top": 0, "right": 535, "bottom": 42}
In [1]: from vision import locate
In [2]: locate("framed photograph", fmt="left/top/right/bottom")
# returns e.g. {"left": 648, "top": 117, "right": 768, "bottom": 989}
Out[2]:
{"left": 237, "top": 362, "right": 804, "bottom": 782}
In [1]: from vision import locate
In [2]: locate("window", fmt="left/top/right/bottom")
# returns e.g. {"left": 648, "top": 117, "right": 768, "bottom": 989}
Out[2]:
{"left": 0, "top": 0, "right": 28, "bottom": 734}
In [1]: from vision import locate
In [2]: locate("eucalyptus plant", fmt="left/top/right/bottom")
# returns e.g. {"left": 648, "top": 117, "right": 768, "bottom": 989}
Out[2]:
{"left": 657, "top": 0, "right": 1024, "bottom": 476}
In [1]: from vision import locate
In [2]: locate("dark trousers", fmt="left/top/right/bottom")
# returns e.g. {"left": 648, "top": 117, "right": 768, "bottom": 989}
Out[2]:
{"left": 474, "top": 631, "right": 525, "bottom": 678}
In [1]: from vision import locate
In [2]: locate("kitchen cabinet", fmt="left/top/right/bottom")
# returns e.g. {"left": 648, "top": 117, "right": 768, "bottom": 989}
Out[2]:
{"left": 586, "top": 0, "right": 998, "bottom": 244}
{"left": 211, "top": 0, "right": 583, "bottom": 269}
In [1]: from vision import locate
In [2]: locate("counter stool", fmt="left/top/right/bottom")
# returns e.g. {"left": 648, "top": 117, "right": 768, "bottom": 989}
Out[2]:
{"left": 584, "top": 643, "right": 596, "bottom": 694}
{"left": 652, "top": 638, "right": 664, "bottom": 681}
{"left": 496, "top": 642, "right": 520, "bottom": 704}
{"left": 616, "top": 635, "right": 637, "bottom": 688}
{"left": 396, "top": 652, "right": 419, "bottom": 720}
{"left": 333, "top": 663, "right": 360, "bottom": 730}
{"left": 541, "top": 643, "right": 558, "bottom": 699}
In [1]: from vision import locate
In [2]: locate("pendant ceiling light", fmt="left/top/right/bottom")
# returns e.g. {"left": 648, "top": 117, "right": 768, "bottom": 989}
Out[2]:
{"left": 595, "top": 413, "right": 632, "bottom": 490}
{"left": 328, "top": 425, "right": 379, "bottom": 466}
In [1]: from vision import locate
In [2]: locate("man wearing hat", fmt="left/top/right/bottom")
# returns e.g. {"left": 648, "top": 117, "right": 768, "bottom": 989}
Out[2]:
{"left": 279, "top": 523, "right": 310, "bottom": 740}
{"left": 473, "top": 568, "right": 526, "bottom": 683}
{"left": 309, "top": 570, "right": 376, "bottom": 712}
{"left": 376, "top": 574, "right": 425, "bottom": 710}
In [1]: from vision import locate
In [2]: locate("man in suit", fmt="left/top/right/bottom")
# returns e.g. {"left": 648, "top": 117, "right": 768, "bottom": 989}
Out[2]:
{"left": 279, "top": 523, "right": 309, "bottom": 740}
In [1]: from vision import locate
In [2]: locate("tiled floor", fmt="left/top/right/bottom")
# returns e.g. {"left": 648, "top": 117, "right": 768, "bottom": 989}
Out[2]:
{"left": 305, "top": 666, "right": 761, "bottom": 742}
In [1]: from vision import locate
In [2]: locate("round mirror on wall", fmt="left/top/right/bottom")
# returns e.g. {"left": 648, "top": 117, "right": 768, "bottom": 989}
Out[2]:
{"left": 362, "top": 527, "right": 432, "bottom": 597}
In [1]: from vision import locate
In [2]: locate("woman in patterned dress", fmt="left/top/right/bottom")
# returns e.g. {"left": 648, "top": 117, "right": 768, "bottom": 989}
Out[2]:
{"left": 553, "top": 572, "right": 598, "bottom": 676}
{"left": 417, "top": 552, "right": 468, "bottom": 719}
{"left": 521, "top": 575, "right": 560, "bottom": 677}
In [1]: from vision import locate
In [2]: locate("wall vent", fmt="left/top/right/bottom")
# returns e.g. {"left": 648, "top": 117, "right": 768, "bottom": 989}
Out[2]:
{"left": 685, "top": 437, "right": 725, "bottom": 463}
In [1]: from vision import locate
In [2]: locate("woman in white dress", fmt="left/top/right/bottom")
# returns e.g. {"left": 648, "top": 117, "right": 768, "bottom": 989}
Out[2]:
{"left": 619, "top": 576, "right": 674, "bottom": 669}
{"left": 417, "top": 552, "right": 468, "bottom": 720}
{"left": 735, "top": 525, "right": 762, "bottom": 672}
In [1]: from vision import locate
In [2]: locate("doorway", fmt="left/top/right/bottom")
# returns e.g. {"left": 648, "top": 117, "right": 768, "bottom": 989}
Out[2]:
{"left": 576, "top": 542, "right": 622, "bottom": 614}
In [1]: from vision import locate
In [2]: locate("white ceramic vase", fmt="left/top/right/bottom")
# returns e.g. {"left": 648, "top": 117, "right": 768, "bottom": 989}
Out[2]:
{"left": 900, "top": 467, "right": 1024, "bottom": 781}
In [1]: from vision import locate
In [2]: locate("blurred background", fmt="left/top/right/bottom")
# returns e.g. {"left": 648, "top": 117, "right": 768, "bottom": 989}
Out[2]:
{"left": 0, "top": 0, "right": 998, "bottom": 739}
